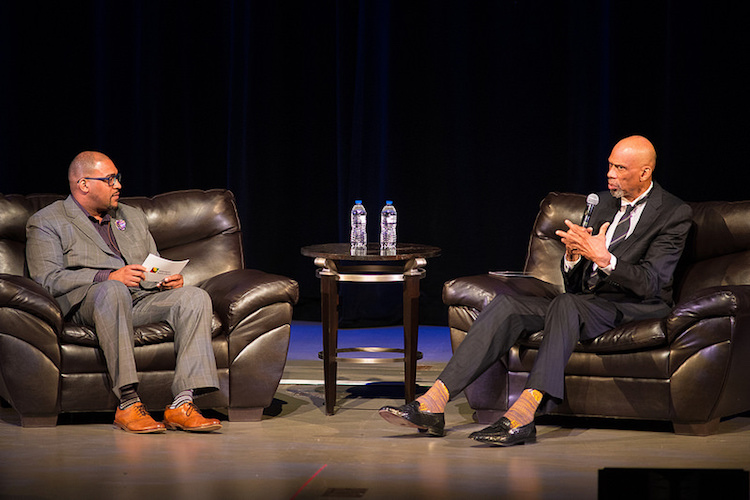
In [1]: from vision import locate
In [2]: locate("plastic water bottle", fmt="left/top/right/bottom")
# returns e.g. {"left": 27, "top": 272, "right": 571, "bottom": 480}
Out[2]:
{"left": 350, "top": 200, "right": 367, "bottom": 254}
{"left": 380, "top": 200, "right": 397, "bottom": 254}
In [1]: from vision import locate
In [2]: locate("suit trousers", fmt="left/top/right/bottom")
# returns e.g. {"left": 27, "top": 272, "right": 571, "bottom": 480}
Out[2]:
{"left": 72, "top": 281, "right": 220, "bottom": 399}
{"left": 439, "top": 292, "right": 621, "bottom": 402}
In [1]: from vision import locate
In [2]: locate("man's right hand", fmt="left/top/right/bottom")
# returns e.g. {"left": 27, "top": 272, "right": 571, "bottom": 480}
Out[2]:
{"left": 556, "top": 219, "right": 612, "bottom": 268}
{"left": 108, "top": 265, "right": 147, "bottom": 287}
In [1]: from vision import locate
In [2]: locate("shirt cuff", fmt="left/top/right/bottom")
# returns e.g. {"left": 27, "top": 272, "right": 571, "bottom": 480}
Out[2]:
{"left": 94, "top": 270, "right": 112, "bottom": 282}
{"left": 563, "top": 255, "right": 581, "bottom": 272}
{"left": 599, "top": 254, "right": 617, "bottom": 274}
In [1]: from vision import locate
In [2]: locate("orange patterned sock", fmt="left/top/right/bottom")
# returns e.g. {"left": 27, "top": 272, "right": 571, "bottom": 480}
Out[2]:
{"left": 503, "top": 389, "right": 543, "bottom": 428}
{"left": 417, "top": 379, "right": 450, "bottom": 413}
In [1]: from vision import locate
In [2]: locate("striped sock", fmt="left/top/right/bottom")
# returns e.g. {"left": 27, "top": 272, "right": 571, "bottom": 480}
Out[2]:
{"left": 118, "top": 384, "right": 140, "bottom": 410}
{"left": 169, "top": 389, "right": 194, "bottom": 409}
{"left": 416, "top": 379, "right": 450, "bottom": 414}
{"left": 503, "top": 389, "right": 543, "bottom": 428}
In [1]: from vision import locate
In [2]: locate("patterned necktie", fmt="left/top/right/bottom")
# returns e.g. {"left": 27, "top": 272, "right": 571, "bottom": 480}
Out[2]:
{"left": 609, "top": 197, "right": 647, "bottom": 250}
{"left": 586, "top": 196, "right": 647, "bottom": 289}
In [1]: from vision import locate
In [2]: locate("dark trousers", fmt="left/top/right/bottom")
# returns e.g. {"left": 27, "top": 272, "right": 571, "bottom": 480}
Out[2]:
{"left": 439, "top": 292, "right": 626, "bottom": 402}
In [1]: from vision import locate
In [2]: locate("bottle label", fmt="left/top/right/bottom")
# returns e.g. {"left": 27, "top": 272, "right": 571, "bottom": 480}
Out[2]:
{"left": 385, "top": 215, "right": 397, "bottom": 223}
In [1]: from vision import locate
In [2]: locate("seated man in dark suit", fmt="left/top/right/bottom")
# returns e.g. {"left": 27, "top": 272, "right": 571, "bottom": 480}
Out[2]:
{"left": 26, "top": 151, "right": 222, "bottom": 434}
{"left": 379, "top": 135, "right": 693, "bottom": 445}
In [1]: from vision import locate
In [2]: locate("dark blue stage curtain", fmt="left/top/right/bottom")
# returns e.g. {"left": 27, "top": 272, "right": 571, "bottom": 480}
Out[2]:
{"left": 1, "top": 1, "right": 748, "bottom": 325}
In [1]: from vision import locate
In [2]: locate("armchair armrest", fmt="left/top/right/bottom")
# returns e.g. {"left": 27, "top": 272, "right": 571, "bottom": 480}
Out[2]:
{"left": 201, "top": 269, "right": 299, "bottom": 333}
{"left": 665, "top": 285, "right": 750, "bottom": 343}
{"left": 0, "top": 274, "right": 63, "bottom": 331}
{"left": 0, "top": 274, "right": 63, "bottom": 424}
{"left": 665, "top": 285, "right": 750, "bottom": 423}
{"left": 0, "top": 274, "right": 63, "bottom": 364}
{"left": 443, "top": 273, "right": 561, "bottom": 312}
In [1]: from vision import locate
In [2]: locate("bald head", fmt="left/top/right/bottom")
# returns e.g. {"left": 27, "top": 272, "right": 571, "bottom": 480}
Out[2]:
{"left": 607, "top": 135, "right": 657, "bottom": 201}
{"left": 68, "top": 151, "right": 121, "bottom": 218}
{"left": 612, "top": 135, "right": 657, "bottom": 171}
{"left": 68, "top": 151, "right": 115, "bottom": 191}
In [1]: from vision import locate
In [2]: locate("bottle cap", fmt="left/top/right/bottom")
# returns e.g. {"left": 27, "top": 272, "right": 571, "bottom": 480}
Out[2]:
{"left": 386, "top": 200, "right": 393, "bottom": 205}
{"left": 355, "top": 200, "right": 362, "bottom": 204}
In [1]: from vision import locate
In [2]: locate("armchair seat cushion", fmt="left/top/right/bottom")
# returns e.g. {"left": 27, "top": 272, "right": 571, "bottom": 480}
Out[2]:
{"left": 61, "top": 322, "right": 178, "bottom": 348}
{"left": 508, "top": 343, "right": 671, "bottom": 379}
{"left": 519, "top": 318, "right": 667, "bottom": 353}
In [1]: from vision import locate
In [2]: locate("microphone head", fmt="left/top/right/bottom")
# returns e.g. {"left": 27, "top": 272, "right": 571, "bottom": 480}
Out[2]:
{"left": 586, "top": 193, "right": 600, "bottom": 206}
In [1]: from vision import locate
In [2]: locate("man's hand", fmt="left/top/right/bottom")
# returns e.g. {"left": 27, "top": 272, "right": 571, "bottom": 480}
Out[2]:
{"left": 109, "top": 265, "right": 147, "bottom": 287}
{"left": 158, "top": 274, "right": 184, "bottom": 290}
{"left": 555, "top": 219, "right": 612, "bottom": 268}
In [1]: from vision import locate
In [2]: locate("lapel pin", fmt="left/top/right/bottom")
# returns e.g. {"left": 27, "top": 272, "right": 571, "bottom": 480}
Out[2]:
{"left": 115, "top": 219, "right": 127, "bottom": 231}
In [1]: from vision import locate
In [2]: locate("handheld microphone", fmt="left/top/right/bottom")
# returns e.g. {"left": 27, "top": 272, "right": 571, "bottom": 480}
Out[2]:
{"left": 581, "top": 193, "right": 599, "bottom": 228}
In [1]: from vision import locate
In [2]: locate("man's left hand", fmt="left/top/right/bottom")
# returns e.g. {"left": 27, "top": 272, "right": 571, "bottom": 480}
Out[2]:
{"left": 556, "top": 219, "right": 612, "bottom": 268}
{"left": 158, "top": 274, "right": 184, "bottom": 290}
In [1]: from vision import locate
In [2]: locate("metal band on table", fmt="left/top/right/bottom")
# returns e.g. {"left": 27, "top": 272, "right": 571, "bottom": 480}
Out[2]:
{"left": 313, "top": 256, "right": 426, "bottom": 364}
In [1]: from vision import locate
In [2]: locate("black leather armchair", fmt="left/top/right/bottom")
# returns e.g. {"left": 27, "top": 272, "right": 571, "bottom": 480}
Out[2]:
{"left": 0, "top": 189, "right": 299, "bottom": 427}
{"left": 443, "top": 192, "right": 750, "bottom": 435}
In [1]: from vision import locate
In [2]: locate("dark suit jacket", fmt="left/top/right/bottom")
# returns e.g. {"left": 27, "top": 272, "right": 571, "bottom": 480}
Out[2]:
{"left": 563, "top": 182, "right": 692, "bottom": 322}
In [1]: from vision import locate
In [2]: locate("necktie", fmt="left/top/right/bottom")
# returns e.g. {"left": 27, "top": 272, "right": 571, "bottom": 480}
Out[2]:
{"left": 587, "top": 197, "right": 647, "bottom": 289}
{"left": 609, "top": 197, "right": 646, "bottom": 249}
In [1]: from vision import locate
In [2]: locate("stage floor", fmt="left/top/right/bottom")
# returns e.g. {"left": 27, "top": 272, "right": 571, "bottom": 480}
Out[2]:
{"left": 1, "top": 322, "right": 749, "bottom": 499}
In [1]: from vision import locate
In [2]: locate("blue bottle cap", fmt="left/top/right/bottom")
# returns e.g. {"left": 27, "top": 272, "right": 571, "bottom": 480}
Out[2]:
{"left": 355, "top": 200, "right": 362, "bottom": 204}
{"left": 386, "top": 200, "right": 393, "bottom": 205}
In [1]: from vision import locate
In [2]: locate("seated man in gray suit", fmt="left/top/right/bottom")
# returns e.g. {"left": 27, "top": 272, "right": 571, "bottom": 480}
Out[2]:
{"left": 26, "top": 151, "right": 222, "bottom": 434}
{"left": 379, "top": 135, "right": 692, "bottom": 445}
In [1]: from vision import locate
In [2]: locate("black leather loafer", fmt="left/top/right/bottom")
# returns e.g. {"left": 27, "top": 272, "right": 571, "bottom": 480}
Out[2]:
{"left": 378, "top": 400, "right": 446, "bottom": 437}
{"left": 469, "top": 417, "right": 536, "bottom": 446}
{"left": 468, "top": 416, "right": 512, "bottom": 439}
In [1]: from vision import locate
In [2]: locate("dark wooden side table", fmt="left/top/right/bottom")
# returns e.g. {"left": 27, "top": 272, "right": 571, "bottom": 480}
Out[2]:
{"left": 300, "top": 243, "right": 442, "bottom": 415}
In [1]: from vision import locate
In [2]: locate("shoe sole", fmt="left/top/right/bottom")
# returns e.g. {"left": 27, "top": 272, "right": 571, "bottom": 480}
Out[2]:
{"left": 114, "top": 423, "right": 166, "bottom": 434}
{"left": 378, "top": 409, "right": 444, "bottom": 437}
{"left": 488, "top": 437, "right": 536, "bottom": 446}
{"left": 472, "top": 435, "right": 536, "bottom": 446}
{"left": 164, "top": 423, "right": 222, "bottom": 432}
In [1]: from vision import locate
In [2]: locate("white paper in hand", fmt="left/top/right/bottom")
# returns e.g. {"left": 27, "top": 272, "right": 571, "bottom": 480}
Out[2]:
{"left": 142, "top": 253, "right": 189, "bottom": 283}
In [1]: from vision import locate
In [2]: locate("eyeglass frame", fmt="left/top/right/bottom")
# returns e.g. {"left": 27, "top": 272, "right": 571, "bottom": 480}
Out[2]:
{"left": 77, "top": 173, "right": 122, "bottom": 187}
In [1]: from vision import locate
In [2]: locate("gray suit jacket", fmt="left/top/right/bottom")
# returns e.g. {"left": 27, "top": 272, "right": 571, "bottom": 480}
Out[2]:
{"left": 26, "top": 195, "right": 158, "bottom": 316}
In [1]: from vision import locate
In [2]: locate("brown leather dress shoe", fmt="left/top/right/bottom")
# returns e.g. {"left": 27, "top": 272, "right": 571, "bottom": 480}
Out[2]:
{"left": 114, "top": 402, "right": 166, "bottom": 434}
{"left": 163, "top": 402, "right": 222, "bottom": 432}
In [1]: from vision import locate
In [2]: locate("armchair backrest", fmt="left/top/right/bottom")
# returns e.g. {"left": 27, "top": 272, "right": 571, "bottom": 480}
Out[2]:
{"left": 523, "top": 192, "right": 583, "bottom": 291}
{"left": 0, "top": 189, "right": 244, "bottom": 287}
{"left": 522, "top": 192, "right": 750, "bottom": 303}
{"left": 676, "top": 200, "right": 750, "bottom": 301}
{"left": 0, "top": 193, "right": 65, "bottom": 277}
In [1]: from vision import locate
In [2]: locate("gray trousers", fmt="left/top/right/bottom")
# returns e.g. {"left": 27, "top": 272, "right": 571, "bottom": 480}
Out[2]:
{"left": 73, "top": 281, "right": 220, "bottom": 399}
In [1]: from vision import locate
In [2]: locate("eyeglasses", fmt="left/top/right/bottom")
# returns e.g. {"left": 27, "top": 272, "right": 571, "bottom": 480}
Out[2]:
{"left": 78, "top": 173, "right": 122, "bottom": 187}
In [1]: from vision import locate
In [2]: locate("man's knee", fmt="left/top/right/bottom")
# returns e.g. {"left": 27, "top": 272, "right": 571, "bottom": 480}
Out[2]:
{"left": 544, "top": 293, "right": 585, "bottom": 338}
{"left": 177, "top": 286, "right": 212, "bottom": 313}
{"left": 79, "top": 281, "right": 133, "bottom": 327}
{"left": 482, "top": 294, "right": 518, "bottom": 316}
{"left": 89, "top": 280, "right": 131, "bottom": 306}
{"left": 548, "top": 293, "right": 581, "bottom": 313}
